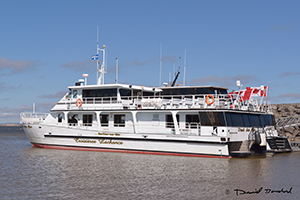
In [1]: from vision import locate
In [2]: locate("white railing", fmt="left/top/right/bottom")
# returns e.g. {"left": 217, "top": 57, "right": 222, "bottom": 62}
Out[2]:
{"left": 20, "top": 112, "right": 49, "bottom": 124}
{"left": 59, "top": 93, "right": 272, "bottom": 112}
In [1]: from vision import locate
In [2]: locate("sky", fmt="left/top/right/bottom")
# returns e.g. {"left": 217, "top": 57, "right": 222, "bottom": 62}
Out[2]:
{"left": 0, "top": 0, "right": 300, "bottom": 123}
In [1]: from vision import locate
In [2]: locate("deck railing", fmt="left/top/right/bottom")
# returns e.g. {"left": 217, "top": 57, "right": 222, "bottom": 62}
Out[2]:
{"left": 20, "top": 113, "right": 48, "bottom": 124}
{"left": 58, "top": 93, "right": 272, "bottom": 112}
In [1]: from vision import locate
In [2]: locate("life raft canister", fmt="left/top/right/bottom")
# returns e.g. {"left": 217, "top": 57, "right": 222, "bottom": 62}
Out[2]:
{"left": 205, "top": 94, "right": 215, "bottom": 106}
{"left": 76, "top": 99, "right": 83, "bottom": 107}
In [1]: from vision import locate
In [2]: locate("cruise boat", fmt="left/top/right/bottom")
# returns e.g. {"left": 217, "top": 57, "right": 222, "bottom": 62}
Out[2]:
{"left": 20, "top": 44, "right": 292, "bottom": 158}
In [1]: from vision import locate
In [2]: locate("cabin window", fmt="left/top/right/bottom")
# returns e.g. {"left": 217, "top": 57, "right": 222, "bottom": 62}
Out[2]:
{"left": 230, "top": 113, "right": 244, "bottom": 127}
{"left": 225, "top": 113, "right": 232, "bottom": 126}
{"left": 248, "top": 115, "right": 262, "bottom": 127}
{"left": 199, "top": 112, "right": 226, "bottom": 126}
{"left": 165, "top": 114, "right": 179, "bottom": 128}
{"left": 225, "top": 113, "right": 266, "bottom": 127}
{"left": 263, "top": 114, "right": 275, "bottom": 126}
{"left": 73, "top": 90, "right": 77, "bottom": 98}
{"left": 242, "top": 114, "right": 251, "bottom": 127}
{"left": 100, "top": 114, "right": 109, "bottom": 127}
{"left": 119, "top": 89, "right": 131, "bottom": 98}
{"left": 83, "top": 114, "right": 93, "bottom": 126}
{"left": 133, "top": 89, "right": 143, "bottom": 97}
{"left": 58, "top": 114, "right": 63, "bottom": 123}
{"left": 68, "top": 114, "right": 78, "bottom": 126}
{"left": 143, "top": 91, "right": 154, "bottom": 97}
{"left": 186, "top": 115, "right": 200, "bottom": 129}
{"left": 114, "top": 114, "right": 125, "bottom": 127}
{"left": 82, "top": 89, "right": 117, "bottom": 98}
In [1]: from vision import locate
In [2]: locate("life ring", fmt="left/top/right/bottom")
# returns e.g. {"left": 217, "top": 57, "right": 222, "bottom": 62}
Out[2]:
{"left": 205, "top": 95, "right": 215, "bottom": 106}
{"left": 76, "top": 99, "right": 83, "bottom": 107}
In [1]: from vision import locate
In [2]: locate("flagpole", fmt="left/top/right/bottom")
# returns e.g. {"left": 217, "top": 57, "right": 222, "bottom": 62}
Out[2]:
{"left": 266, "top": 81, "right": 270, "bottom": 111}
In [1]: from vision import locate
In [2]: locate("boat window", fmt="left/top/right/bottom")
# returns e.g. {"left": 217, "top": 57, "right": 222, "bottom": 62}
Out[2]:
{"left": 58, "top": 114, "right": 63, "bottom": 123}
{"left": 83, "top": 114, "right": 93, "bottom": 126}
{"left": 73, "top": 90, "right": 77, "bottom": 98}
{"left": 186, "top": 114, "right": 200, "bottom": 129}
{"left": 199, "top": 112, "right": 226, "bottom": 126}
{"left": 165, "top": 114, "right": 180, "bottom": 128}
{"left": 132, "top": 89, "right": 142, "bottom": 97}
{"left": 248, "top": 114, "right": 262, "bottom": 127}
{"left": 242, "top": 114, "right": 251, "bottom": 127}
{"left": 263, "top": 114, "right": 275, "bottom": 126}
{"left": 260, "top": 115, "right": 266, "bottom": 127}
{"left": 143, "top": 91, "right": 154, "bottom": 97}
{"left": 225, "top": 113, "right": 232, "bottom": 126}
{"left": 119, "top": 89, "right": 131, "bottom": 97}
{"left": 67, "top": 90, "right": 72, "bottom": 99}
{"left": 218, "top": 89, "right": 228, "bottom": 94}
{"left": 230, "top": 113, "right": 244, "bottom": 127}
{"left": 82, "top": 89, "right": 117, "bottom": 98}
{"left": 114, "top": 114, "right": 125, "bottom": 127}
{"left": 68, "top": 114, "right": 78, "bottom": 126}
{"left": 162, "top": 87, "right": 218, "bottom": 96}
{"left": 100, "top": 114, "right": 109, "bottom": 127}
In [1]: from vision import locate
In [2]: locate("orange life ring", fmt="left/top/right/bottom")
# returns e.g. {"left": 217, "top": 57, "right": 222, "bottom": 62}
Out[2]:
{"left": 205, "top": 95, "right": 215, "bottom": 106}
{"left": 76, "top": 99, "right": 83, "bottom": 107}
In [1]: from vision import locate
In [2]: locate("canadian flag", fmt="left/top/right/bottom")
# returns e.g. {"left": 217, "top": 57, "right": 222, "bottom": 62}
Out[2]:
{"left": 228, "top": 90, "right": 245, "bottom": 99}
{"left": 229, "top": 86, "right": 268, "bottom": 101}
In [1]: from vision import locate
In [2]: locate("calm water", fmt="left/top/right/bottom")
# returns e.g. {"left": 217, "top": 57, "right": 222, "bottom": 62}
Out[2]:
{"left": 0, "top": 126, "right": 299, "bottom": 200}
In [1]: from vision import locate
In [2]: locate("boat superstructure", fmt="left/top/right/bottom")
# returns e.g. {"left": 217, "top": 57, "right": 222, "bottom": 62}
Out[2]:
{"left": 20, "top": 44, "right": 292, "bottom": 158}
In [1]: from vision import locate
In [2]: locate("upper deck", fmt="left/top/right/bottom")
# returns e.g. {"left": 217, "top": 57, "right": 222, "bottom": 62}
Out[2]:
{"left": 51, "top": 83, "right": 272, "bottom": 113}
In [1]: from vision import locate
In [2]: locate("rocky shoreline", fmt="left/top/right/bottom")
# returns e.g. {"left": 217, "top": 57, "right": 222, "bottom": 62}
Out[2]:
{"left": 271, "top": 103, "right": 300, "bottom": 142}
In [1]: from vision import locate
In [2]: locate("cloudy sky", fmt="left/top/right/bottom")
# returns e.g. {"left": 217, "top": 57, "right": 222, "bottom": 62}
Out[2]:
{"left": 1, "top": 0, "right": 300, "bottom": 123}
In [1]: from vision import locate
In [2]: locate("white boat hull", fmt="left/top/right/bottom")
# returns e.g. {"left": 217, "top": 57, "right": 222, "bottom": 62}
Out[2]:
{"left": 23, "top": 124, "right": 231, "bottom": 158}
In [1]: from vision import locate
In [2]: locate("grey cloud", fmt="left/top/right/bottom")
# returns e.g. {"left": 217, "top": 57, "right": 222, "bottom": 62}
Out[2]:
{"left": 279, "top": 72, "right": 300, "bottom": 78}
{"left": 61, "top": 59, "right": 95, "bottom": 72}
{"left": 0, "top": 56, "right": 36, "bottom": 75}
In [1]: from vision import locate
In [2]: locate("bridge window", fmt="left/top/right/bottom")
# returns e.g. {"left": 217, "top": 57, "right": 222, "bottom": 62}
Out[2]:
{"left": 73, "top": 90, "right": 77, "bottom": 98}
{"left": 83, "top": 89, "right": 117, "bottom": 98}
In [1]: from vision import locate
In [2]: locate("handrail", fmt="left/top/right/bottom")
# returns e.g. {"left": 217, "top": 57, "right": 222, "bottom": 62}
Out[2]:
{"left": 58, "top": 93, "right": 272, "bottom": 112}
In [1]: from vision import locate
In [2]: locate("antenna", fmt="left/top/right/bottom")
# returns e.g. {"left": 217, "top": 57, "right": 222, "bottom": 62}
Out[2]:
{"left": 171, "top": 68, "right": 180, "bottom": 87}
{"left": 183, "top": 49, "right": 186, "bottom": 86}
{"left": 159, "top": 43, "right": 162, "bottom": 87}
{"left": 115, "top": 58, "right": 118, "bottom": 84}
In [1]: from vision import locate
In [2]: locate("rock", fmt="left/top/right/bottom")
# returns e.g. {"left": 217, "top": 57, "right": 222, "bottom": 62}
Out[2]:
{"left": 272, "top": 103, "right": 300, "bottom": 139}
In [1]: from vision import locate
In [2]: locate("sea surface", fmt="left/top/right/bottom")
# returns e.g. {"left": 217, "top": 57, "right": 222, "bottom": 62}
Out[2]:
{"left": 0, "top": 126, "right": 299, "bottom": 200}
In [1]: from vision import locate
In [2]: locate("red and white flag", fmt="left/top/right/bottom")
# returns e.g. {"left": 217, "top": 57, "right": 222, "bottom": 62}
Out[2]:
{"left": 229, "top": 86, "right": 268, "bottom": 101}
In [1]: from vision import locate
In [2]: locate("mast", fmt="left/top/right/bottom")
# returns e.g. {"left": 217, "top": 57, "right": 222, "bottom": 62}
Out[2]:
{"left": 183, "top": 49, "right": 186, "bottom": 86}
{"left": 95, "top": 27, "right": 106, "bottom": 85}
{"left": 97, "top": 45, "right": 106, "bottom": 85}
{"left": 159, "top": 43, "right": 162, "bottom": 87}
{"left": 115, "top": 58, "right": 118, "bottom": 84}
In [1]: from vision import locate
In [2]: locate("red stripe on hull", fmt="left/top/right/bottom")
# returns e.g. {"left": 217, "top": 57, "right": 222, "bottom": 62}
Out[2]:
{"left": 31, "top": 143, "right": 231, "bottom": 158}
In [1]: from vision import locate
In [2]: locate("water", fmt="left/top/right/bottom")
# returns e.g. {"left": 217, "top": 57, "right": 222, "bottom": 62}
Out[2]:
{"left": 1, "top": 126, "right": 299, "bottom": 200}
